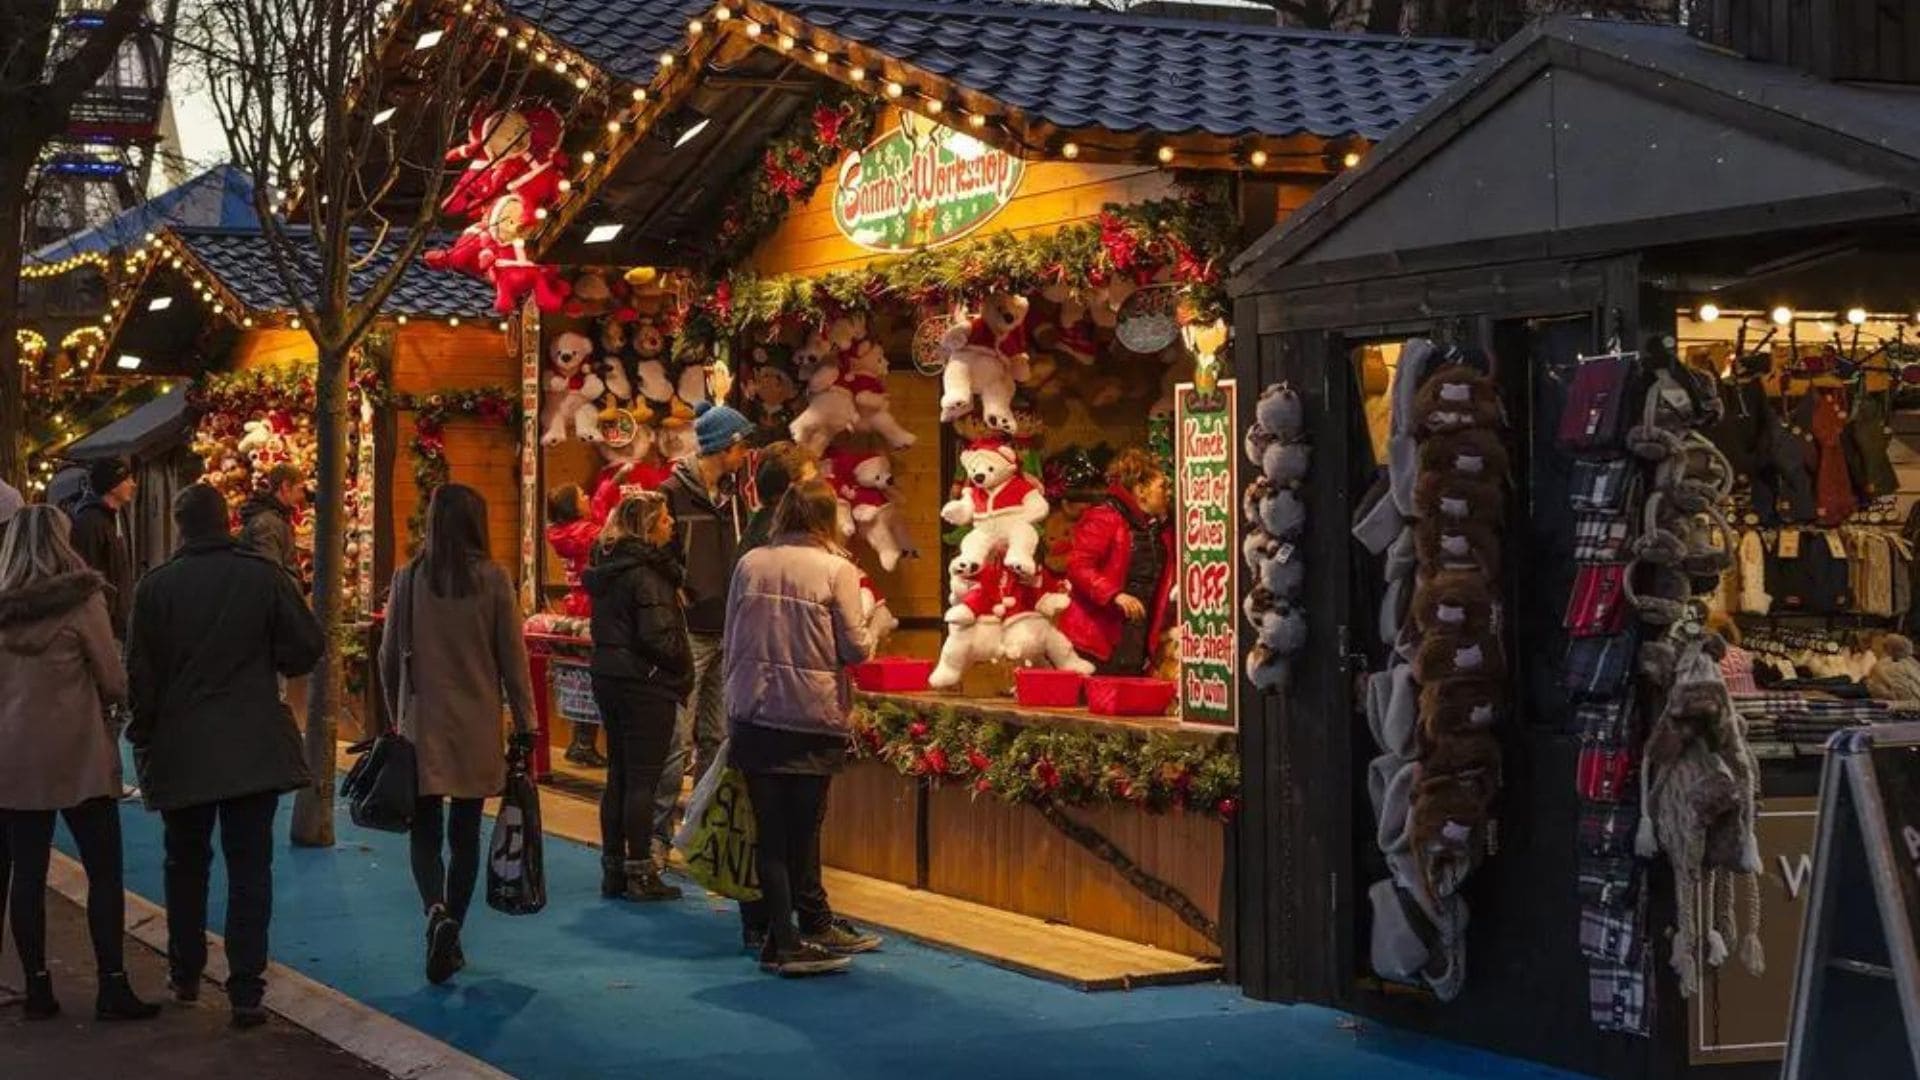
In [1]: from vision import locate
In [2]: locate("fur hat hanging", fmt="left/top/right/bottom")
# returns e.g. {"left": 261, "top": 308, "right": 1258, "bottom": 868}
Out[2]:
{"left": 1417, "top": 427, "right": 1511, "bottom": 487}
{"left": 1412, "top": 368, "right": 1502, "bottom": 436}
{"left": 1867, "top": 634, "right": 1920, "bottom": 702}
{"left": 1245, "top": 379, "right": 1310, "bottom": 695}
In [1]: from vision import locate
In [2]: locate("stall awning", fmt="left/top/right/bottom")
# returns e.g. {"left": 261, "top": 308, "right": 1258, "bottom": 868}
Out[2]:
{"left": 62, "top": 385, "right": 191, "bottom": 462}
{"left": 1232, "top": 17, "right": 1920, "bottom": 295}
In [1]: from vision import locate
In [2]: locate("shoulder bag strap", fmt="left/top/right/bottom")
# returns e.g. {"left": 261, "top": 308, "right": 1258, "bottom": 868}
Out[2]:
{"left": 390, "top": 564, "right": 418, "bottom": 735}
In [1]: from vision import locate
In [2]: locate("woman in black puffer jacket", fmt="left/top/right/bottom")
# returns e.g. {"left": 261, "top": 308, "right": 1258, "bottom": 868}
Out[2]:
{"left": 584, "top": 491, "right": 694, "bottom": 902}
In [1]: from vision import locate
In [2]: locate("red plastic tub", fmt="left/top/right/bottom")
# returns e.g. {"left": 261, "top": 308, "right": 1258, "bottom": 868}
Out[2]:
{"left": 1086, "top": 676, "right": 1176, "bottom": 717}
{"left": 1015, "top": 668, "right": 1086, "bottom": 708}
{"left": 851, "top": 657, "right": 934, "bottom": 693}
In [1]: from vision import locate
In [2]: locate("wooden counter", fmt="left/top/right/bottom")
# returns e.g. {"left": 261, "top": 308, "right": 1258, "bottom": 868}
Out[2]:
{"left": 819, "top": 691, "right": 1228, "bottom": 958}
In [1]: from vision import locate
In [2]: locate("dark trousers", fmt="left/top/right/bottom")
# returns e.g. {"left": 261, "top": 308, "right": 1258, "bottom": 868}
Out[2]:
{"left": 163, "top": 791, "right": 278, "bottom": 1008}
{"left": 592, "top": 678, "right": 679, "bottom": 864}
{"left": 744, "top": 772, "right": 833, "bottom": 952}
{"left": 410, "top": 797, "right": 484, "bottom": 924}
{"left": 0, "top": 798, "right": 127, "bottom": 976}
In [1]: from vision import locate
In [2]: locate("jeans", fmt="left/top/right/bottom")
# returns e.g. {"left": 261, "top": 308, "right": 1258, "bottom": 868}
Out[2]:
{"left": 410, "top": 797, "right": 484, "bottom": 924}
{"left": 744, "top": 772, "right": 833, "bottom": 953}
{"left": 162, "top": 791, "right": 278, "bottom": 1009}
{"left": 651, "top": 634, "right": 725, "bottom": 850}
{"left": 1, "top": 798, "right": 128, "bottom": 976}
{"left": 593, "top": 678, "right": 679, "bottom": 864}
{"left": 738, "top": 780, "right": 833, "bottom": 938}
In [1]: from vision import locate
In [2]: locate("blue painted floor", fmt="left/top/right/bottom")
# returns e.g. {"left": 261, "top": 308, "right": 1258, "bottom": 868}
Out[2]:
{"left": 75, "top": 793, "right": 1590, "bottom": 1080}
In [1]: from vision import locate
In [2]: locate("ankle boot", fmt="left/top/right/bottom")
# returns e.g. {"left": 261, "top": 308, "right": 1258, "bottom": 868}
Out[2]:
{"left": 96, "top": 972, "right": 161, "bottom": 1021}
{"left": 24, "top": 971, "right": 59, "bottom": 1020}
{"left": 601, "top": 855, "right": 627, "bottom": 899}
{"left": 622, "top": 859, "right": 683, "bottom": 902}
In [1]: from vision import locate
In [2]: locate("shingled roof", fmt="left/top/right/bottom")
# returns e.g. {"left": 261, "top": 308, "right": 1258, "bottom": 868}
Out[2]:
{"left": 169, "top": 227, "right": 499, "bottom": 319}
{"left": 778, "top": 0, "right": 1482, "bottom": 140}
{"left": 511, "top": 0, "right": 1479, "bottom": 140}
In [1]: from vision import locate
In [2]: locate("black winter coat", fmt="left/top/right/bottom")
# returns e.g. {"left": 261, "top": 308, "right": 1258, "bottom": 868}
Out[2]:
{"left": 237, "top": 491, "right": 299, "bottom": 576}
{"left": 125, "top": 537, "right": 325, "bottom": 811}
{"left": 583, "top": 538, "right": 695, "bottom": 701}
{"left": 657, "top": 461, "right": 743, "bottom": 635}
{"left": 68, "top": 497, "right": 132, "bottom": 637}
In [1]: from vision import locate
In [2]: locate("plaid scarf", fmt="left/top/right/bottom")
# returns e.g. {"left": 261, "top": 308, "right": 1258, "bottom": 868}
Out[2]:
{"left": 1572, "top": 511, "right": 1632, "bottom": 563}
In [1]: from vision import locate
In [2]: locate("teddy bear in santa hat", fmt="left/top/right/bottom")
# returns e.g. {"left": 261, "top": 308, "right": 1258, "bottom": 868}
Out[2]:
{"left": 789, "top": 332, "right": 861, "bottom": 454}
{"left": 939, "top": 292, "right": 1031, "bottom": 434}
{"left": 826, "top": 448, "right": 919, "bottom": 572}
{"left": 930, "top": 557, "right": 1010, "bottom": 690}
{"left": 997, "top": 570, "right": 1095, "bottom": 675}
{"left": 941, "top": 438, "right": 1050, "bottom": 580}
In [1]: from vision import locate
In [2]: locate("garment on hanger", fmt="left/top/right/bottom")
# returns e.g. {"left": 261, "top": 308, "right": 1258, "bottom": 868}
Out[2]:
{"left": 1736, "top": 530, "right": 1771, "bottom": 614}
{"left": 1804, "top": 388, "right": 1858, "bottom": 527}
{"left": 1767, "top": 528, "right": 1852, "bottom": 613}
{"left": 1852, "top": 529, "right": 1895, "bottom": 617}
{"left": 1844, "top": 392, "right": 1899, "bottom": 499}
{"left": 1752, "top": 386, "right": 1817, "bottom": 525}
{"left": 1706, "top": 377, "right": 1768, "bottom": 480}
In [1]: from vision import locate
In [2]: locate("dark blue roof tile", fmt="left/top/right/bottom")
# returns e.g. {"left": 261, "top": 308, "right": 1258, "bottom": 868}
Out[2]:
{"left": 171, "top": 228, "right": 499, "bottom": 319}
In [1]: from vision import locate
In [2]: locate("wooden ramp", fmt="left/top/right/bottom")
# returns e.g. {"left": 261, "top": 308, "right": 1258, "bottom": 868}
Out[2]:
{"left": 337, "top": 745, "right": 1220, "bottom": 990}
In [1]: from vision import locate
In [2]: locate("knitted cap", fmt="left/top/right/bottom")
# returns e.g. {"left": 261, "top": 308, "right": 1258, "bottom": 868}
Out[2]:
{"left": 693, "top": 401, "right": 752, "bottom": 456}
{"left": 88, "top": 457, "right": 133, "bottom": 496}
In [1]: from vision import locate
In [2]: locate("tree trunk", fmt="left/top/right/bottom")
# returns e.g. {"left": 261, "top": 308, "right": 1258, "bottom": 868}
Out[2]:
{"left": 290, "top": 343, "right": 352, "bottom": 847}
{"left": 0, "top": 155, "right": 30, "bottom": 489}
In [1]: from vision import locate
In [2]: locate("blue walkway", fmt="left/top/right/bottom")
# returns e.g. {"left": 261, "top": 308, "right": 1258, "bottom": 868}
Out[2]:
{"left": 77, "top": 796, "right": 1588, "bottom": 1080}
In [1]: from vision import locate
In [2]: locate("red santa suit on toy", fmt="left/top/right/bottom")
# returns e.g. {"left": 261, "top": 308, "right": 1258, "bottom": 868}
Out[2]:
{"left": 941, "top": 439, "right": 1050, "bottom": 579}
{"left": 997, "top": 570, "right": 1095, "bottom": 674}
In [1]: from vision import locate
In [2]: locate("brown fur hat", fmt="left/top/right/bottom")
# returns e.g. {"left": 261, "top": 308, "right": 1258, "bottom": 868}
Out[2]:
{"left": 1415, "top": 517, "right": 1502, "bottom": 579}
{"left": 1419, "top": 729, "right": 1503, "bottom": 781}
{"left": 1409, "top": 768, "right": 1498, "bottom": 859}
{"left": 1412, "top": 570, "right": 1498, "bottom": 639}
{"left": 1417, "top": 427, "right": 1510, "bottom": 488}
{"left": 1414, "top": 632, "right": 1507, "bottom": 684}
{"left": 1414, "top": 470, "right": 1504, "bottom": 526}
{"left": 1413, "top": 368, "right": 1502, "bottom": 435}
{"left": 1418, "top": 678, "right": 1503, "bottom": 742}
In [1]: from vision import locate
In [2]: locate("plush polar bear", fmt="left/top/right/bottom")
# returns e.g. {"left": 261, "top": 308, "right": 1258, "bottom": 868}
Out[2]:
{"left": 860, "top": 575, "right": 899, "bottom": 646}
{"left": 543, "top": 331, "right": 604, "bottom": 446}
{"left": 940, "top": 439, "right": 1050, "bottom": 579}
{"left": 827, "top": 448, "right": 919, "bottom": 572}
{"left": 939, "top": 292, "right": 1030, "bottom": 433}
{"left": 998, "top": 572, "right": 1096, "bottom": 675}
{"left": 788, "top": 333, "right": 861, "bottom": 454}
{"left": 929, "top": 556, "right": 1008, "bottom": 690}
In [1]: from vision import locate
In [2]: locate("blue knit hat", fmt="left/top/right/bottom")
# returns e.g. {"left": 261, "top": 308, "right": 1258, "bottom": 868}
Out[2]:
{"left": 693, "top": 401, "right": 753, "bottom": 455}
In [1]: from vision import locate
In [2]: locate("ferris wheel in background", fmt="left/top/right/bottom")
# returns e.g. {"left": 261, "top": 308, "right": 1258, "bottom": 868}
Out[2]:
{"left": 27, "top": 0, "right": 183, "bottom": 248}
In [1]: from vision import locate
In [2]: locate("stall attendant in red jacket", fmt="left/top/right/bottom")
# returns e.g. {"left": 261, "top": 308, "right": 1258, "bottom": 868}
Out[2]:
{"left": 1057, "top": 449, "right": 1176, "bottom": 675}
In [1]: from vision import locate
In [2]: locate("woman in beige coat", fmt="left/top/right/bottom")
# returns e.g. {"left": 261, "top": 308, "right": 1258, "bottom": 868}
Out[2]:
{"left": 0, "top": 507, "right": 158, "bottom": 1021}
{"left": 378, "top": 484, "right": 535, "bottom": 985}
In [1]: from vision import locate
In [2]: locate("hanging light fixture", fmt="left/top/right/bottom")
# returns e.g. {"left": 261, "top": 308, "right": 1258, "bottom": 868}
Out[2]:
{"left": 1697, "top": 303, "right": 1719, "bottom": 323}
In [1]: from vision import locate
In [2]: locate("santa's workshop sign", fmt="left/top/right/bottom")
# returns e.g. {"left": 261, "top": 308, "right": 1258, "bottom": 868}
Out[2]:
{"left": 832, "top": 117, "right": 1022, "bottom": 252}
{"left": 1176, "top": 378, "right": 1238, "bottom": 728}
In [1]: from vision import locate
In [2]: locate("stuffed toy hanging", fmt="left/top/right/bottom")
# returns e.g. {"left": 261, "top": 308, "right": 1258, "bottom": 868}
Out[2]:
{"left": 941, "top": 439, "right": 1050, "bottom": 580}
{"left": 1243, "top": 381, "right": 1310, "bottom": 692}
{"left": 938, "top": 293, "right": 1030, "bottom": 433}
{"left": 825, "top": 448, "right": 919, "bottom": 572}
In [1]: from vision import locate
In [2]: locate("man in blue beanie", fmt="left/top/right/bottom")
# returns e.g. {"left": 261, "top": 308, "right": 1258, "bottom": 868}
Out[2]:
{"left": 650, "top": 401, "right": 755, "bottom": 867}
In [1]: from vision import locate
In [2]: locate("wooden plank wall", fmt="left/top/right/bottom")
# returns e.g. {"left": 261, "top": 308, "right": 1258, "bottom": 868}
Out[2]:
{"left": 387, "top": 324, "right": 521, "bottom": 573}
{"left": 1696, "top": 0, "right": 1920, "bottom": 81}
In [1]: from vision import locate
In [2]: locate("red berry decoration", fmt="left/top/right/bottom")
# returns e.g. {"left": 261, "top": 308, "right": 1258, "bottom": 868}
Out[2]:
{"left": 1216, "top": 797, "right": 1240, "bottom": 822}
{"left": 908, "top": 721, "right": 929, "bottom": 740}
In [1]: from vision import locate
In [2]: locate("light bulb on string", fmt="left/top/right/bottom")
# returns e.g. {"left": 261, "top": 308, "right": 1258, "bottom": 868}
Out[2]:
{"left": 1847, "top": 307, "right": 1868, "bottom": 326}
{"left": 1697, "top": 303, "right": 1719, "bottom": 323}
{"left": 1771, "top": 306, "right": 1793, "bottom": 326}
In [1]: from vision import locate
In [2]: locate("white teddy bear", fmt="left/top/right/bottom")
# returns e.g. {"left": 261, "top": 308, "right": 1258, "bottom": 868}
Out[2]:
{"left": 543, "top": 331, "right": 605, "bottom": 446}
{"left": 998, "top": 572, "right": 1095, "bottom": 675}
{"left": 939, "top": 292, "right": 1030, "bottom": 434}
{"left": 827, "top": 448, "right": 919, "bottom": 572}
{"left": 940, "top": 439, "right": 1049, "bottom": 579}
{"left": 930, "top": 556, "right": 1008, "bottom": 690}
{"left": 788, "top": 333, "right": 862, "bottom": 454}
{"left": 860, "top": 576, "right": 899, "bottom": 646}
{"left": 830, "top": 316, "right": 916, "bottom": 450}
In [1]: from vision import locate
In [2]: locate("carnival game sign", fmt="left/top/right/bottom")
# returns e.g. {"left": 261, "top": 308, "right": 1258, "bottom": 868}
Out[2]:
{"left": 1176, "top": 379, "right": 1238, "bottom": 728}
{"left": 833, "top": 118, "right": 1022, "bottom": 252}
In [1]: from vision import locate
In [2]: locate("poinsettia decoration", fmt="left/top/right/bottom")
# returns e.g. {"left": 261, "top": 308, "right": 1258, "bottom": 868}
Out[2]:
{"left": 705, "top": 89, "right": 881, "bottom": 272}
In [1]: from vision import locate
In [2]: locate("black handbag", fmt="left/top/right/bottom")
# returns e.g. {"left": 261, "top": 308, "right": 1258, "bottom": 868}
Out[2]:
{"left": 487, "top": 745, "right": 546, "bottom": 915}
{"left": 344, "top": 566, "right": 420, "bottom": 833}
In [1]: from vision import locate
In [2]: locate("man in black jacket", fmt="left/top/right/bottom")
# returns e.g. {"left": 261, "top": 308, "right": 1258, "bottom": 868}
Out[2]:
{"left": 70, "top": 456, "right": 138, "bottom": 797}
{"left": 125, "top": 483, "right": 324, "bottom": 1029}
{"left": 237, "top": 463, "right": 307, "bottom": 581}
{"left": 649, "top": 402, "right": 754, "bottom": 864}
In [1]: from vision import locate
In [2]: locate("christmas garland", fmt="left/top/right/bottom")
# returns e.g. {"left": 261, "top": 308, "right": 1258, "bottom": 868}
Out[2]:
{"left": 679, "top": 180, "right": 1236, "bottom": 358}
{"left": 851, "top": 699, "right": 1241, "bottom": 821}
{"left": 707, "top": 90, "right": 882, "bottom": 273}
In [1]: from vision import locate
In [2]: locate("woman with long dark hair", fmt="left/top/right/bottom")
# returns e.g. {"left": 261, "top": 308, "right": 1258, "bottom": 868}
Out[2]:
{"left": 378, "top": 484, "right": 536, "bottom": 984}
{"left": 0, "top": 506, "right": 158, "bottom": 1020}
{"left": 584, "top": 491, "right": 691, "bottom": 902}
{"left": 724, "top": 479, "right": 882, "bottom": 977}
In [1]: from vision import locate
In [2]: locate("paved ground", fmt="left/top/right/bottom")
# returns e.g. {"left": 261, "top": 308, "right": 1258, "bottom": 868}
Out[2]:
{"left": 0, "top": 887, "right": 391, "bottom": 1080}
{"left": 57, "top": 790, "right": 1589, "bottom": 1080}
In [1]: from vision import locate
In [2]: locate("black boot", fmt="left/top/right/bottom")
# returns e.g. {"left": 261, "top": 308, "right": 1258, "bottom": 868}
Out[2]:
{"left": 601, "top": 855, "right": 627, "bottom": 899}
{"left": 564, "top": 726, "right": 607, "bottom": 768}
{"left": 96, "top": 972, "right": 161, "bottom": 1021}
{"left": 622, "top": 859, "right": 683, "bottom": 902}
{"left": 24, "top": 971, "right": 59, "bottom": 1020}
{"left": 425, "top": 905, "right": 461, "bottom": 985}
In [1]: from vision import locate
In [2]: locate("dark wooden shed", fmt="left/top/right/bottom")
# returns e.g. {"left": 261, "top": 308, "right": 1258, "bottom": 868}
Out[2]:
{"left": 1225, "top": 16, "right": 1920, "bottom": 1079}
